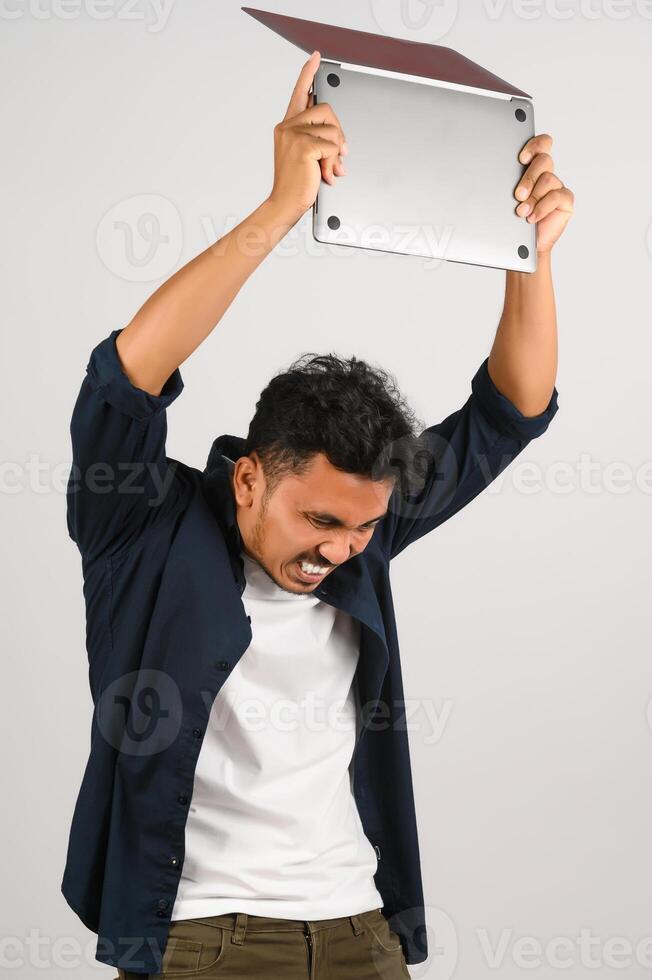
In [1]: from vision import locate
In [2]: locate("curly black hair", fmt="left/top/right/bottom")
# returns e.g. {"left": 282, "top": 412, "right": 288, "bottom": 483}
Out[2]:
{"left": 244, "top": 351, "right": 425, "bottom": 499}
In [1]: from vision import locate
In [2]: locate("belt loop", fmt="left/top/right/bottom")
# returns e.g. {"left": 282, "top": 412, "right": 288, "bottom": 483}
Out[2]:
{"left": 349, "top": 914, "right": 363, "bottom": 936}
{"left": 232, "top": 912, "right": 247, "bottom": 945}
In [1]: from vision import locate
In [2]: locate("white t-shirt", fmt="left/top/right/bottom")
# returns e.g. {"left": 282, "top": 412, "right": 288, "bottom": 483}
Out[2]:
{"left": 171, "top": 549, "right": 383, "bottom": 921}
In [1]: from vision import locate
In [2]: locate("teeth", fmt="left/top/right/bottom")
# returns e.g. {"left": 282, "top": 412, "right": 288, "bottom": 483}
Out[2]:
{"left": 300, "top": 561, "right": 328, "bottom": 575}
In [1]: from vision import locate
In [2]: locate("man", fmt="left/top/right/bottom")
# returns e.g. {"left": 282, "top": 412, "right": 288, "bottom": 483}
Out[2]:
{"left": 62, "top": 51, "right": 571, "bottom": 979}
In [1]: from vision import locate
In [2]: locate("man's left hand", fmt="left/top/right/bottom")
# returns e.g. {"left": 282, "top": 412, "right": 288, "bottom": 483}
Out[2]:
{"left": 514, "top": 134, "right": 574, "bottom": 254}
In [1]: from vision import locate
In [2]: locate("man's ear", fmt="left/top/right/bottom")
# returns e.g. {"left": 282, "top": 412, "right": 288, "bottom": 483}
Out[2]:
{"left": 249, "top": 451, "right": 268, "bottom": 490}
{"left": 232, "top": 455, "right": 260, "bottom": 506}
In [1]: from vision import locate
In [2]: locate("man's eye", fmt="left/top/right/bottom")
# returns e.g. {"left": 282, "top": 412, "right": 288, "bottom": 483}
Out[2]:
{"left": 310, "top": 519, "right": 378, "bottom": 531}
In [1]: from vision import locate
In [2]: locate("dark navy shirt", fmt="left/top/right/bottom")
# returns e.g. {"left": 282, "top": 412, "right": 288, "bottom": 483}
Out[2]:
{"left": 62, "top": 328, "right": 559, "bottom": 973}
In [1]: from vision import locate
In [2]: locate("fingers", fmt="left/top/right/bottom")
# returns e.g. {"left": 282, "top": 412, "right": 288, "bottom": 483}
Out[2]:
{"left": 291, "top": 103, "right": 347, "bottom": 152}
{"left": 515, "top": 133, "right": 554, "bottom": 202}
{"left": 510, "top": 132, "right": 574, "bottom": 248}
{"left": 294, "top": 132, "right": 344, "bottom": 185}
{"left": 294, "top": 123, "right": 347, "bottom": 182}
{"left": 282, "top": 101, "right": 348, "bottom": 185}
{"left": 518, "top": 132, "right": 553, "bottom": 166}
{"left": 514, "top": 133, "right": 559, "bottom": 218}
{"left": 515, "top": 170, "right": 563, "bottom": 218}
{"left": 294, "top": 122, "right": 341, "bottom": 144}
{"left": 299, "top": 133, "right": 339, "bottom": 184}
{"left": 306, "top": 135, "right": 342, "bottom": 186}
{"left": 514, "top": 150, "right": 555, "bottom": 203}
{"left": 283, "top": 50, "right": 321, "bottom": 122}
{"left": 324, "top": 151, "right": 347, "bottom": 183}
{"left": 299, "top": 134, "right": 340, "bottom": 159}
{"left": 527, "top": 185, "right": 575, "bottom": 224}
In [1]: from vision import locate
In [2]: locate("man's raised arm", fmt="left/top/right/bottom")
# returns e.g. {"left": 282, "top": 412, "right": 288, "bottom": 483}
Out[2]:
{"left": 377, "top": 133, "right": 573, "bottom": 561}
{"left": 115, "top": 51, "right": 348, "bottom": 395}
{"left": 67, "top": 52, "right": 348, "bottom": 560}
{"left": 488, "top": 133, "right": 573, "bottom": 416}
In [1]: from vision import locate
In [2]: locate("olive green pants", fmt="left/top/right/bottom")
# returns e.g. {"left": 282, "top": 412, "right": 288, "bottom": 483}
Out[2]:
{"left": 117, "top": 907, "right": 410, "bottom": 979}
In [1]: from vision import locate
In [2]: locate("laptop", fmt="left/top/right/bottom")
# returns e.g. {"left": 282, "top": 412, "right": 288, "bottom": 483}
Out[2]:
{"left": 312, "top": 59, "right": 536, "bottom": 272}
{"left": 242, "top": 7, "right": 537, "bottom": 273}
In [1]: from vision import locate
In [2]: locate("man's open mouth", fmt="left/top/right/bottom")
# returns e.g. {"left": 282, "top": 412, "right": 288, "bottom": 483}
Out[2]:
{"left": 294, "top": 559, "right": 330, "bottom": 583}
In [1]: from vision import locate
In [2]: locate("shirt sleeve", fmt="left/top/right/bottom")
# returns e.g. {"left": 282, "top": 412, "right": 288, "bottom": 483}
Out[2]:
{"left": 379, "top": 358, "right": 559, "bottom": 561}
{"left": 66, "top": 328, "right": 186, "bottom": 561}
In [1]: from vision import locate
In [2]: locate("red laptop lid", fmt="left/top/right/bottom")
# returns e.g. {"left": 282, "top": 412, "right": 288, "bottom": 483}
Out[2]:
{"left": 242, "top": 7, "right": 531, "bottom": 100}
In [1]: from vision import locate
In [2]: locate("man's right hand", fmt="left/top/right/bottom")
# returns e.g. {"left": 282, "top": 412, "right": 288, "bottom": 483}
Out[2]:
{"left": 114, "top": 54, "right": 344, "bottom": 397}
{"left": 267, "top": 51, "right": 348, "bottom": 224}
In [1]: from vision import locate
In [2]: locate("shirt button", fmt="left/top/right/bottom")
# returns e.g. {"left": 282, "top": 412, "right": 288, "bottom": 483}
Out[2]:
{"left": 216, "top": 660, "right": 231, "bottom": 671}
{"left": 170, "top": 856, "right": 179, "bottom": 867}
{"left": 192, "top": 728, "right": 203, "bottom": 738}
{"left": 177, "top": 795, "right": 189, "bottom": 805}
{"left": 157, "top": 899, "right": 169, "bottom": 911}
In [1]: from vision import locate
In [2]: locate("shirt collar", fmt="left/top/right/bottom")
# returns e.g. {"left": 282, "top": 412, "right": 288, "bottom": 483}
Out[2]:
{"left": 201, "top": 434, "right": 247, "bottom": 553}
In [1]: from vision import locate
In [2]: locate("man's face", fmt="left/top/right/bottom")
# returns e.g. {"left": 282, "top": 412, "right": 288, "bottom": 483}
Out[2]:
{"left": 230, "top": 451, "right": 395, "bottom": 595}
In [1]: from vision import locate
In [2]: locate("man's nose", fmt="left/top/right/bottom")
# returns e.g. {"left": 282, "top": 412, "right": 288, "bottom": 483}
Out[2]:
{"left": 317, "top": 537, "right": 354, "bottom": 567}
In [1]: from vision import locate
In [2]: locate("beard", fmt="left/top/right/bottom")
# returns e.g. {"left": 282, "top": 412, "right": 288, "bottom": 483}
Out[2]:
{"left": 246, "top": 496, "right": 305, "bottom": 596}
